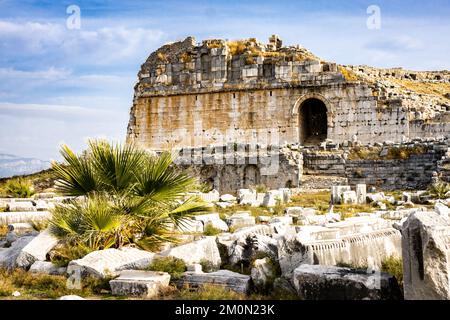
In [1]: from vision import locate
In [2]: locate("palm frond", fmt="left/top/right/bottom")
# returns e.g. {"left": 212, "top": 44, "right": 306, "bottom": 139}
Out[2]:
{"left": 48, "top": 193, "right": 128, "bottom": 250}
{"left": 134, "top": 151, "right": 195, "bottom": 201}
{"left": 52, "top": 144, "right": 97, "bottom": 196}
{"left": 88, "top": 140, "right": 145, "bottom": 193}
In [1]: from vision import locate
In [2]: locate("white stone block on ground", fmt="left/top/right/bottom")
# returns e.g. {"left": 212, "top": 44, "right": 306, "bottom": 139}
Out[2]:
{"left": 198, "top": 190, "right": 220, "bottom": 202}
{"left": 226, "top": 212, "right": 256, "bottom": 229}
{"left": 66, "top": 247, "right": 156, "bottom": 280}
{"left": 293, "top": 264, "right": 402, "bottom": 300}
{"left": 7, "top": 201, "right": 36, "bottom": 212}
{"left": 356, "top": 184, "right": 367, "bottom": 204}
{"left": 0, "top": 235, "right": 35, "bottom": 269}
{"left": 220, "top": 194, "right": 236, "bottom": 202}
{"left": 0, "top": 211, "right": 51, "bottom": 226}
{"left": 331, "top": 186, "right": 351, "bottom": 204}
{"left": 7, "top": 223, "right": 35, "bottom": 235}
{"left": 110, "top": 270, "right": 170, "bottom": 297}
{"left": 16, "top": 229, "right": 59, "bottom": 269}
{"left": 29, "top": 261, "right": 67, "bottom": 275}
{"left": 194, "top": 213, "right": 228, "bottom": 232}
{"left": 238, "top": 189, "right": 256, "bottom": 206}
{"left": 262, "top": 190, "right": 283, "bottom": 207}
{"left": 161, "top": 236, "right": 221, "bottom": 267}
{"left": 435, "top": 202, "right": 450, "bottom": 218}
{"left": 179, "top": 269, "right": 251, "bottom": 294}
{"left": 342, "top": 191, "right": 357, "bottom": 204}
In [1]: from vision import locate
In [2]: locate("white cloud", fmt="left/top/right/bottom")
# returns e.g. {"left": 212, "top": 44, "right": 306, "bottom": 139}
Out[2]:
{"left": 0, "top": 20, "right": 166, "bottom": 65}
{"left": 0, "top": 67, "right": 71, "bottom": 80}
{"left": 0, "top": 102, "right": 124, "bottom": 121}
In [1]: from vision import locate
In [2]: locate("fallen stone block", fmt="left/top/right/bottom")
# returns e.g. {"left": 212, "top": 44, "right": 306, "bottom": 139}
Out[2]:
{"left": 110, "top": 270, "right": 170, "bottom": 297}
{"left": 0, "top": 211, "right": 51, "bottom": 226}
{"left": 435, "top": 202, "right": 450, "bottom": 218}
{"left": 226, "top": 212, "right": 256, "bottom": 229}
{"left": 179, "top": 270, "right": 251, "bottom": 294}
{"left": 7, "top": 223, "right": 35, "bottom": 236}
{"left": 198, "top": 190, "right": 220, "bottom": 202}
{"left": 16, "top": 229, "right": 59, "bottom": 269}
{"left": 161, "top": 236, "right": 221, "bottom": 268}
{"left": 237, "top": 189, "right": 256, "bottom": 206}
{"left": 356, "top": 184, "right": 367, "bottom": 204}
{"left": 331, "top": 185, "right": 351, "bottom": 204}
{"left": 66, "top": 247, "right": 156, "bottom": 282}
{"left": 215, "top": 202, "right": 233, "bottom": 209}
{"left": 0, "top": 235, "right": 35, "bottom": 269}
{"left": 293, "top": 264, "right": 403, "bottom": 300}
{"left": 342, "top": 191, "right": 357, "bottom": 204}
{"left": 29, "top": 261, "right": 67, "bottom": 275}
{"left": 402, "top": 211, "right": 450, "bottom": 300}
{"left": 220, "top": 194, "right": 236, "bottom": 202}
{"left": 194, "top": 213, "right": 228, "bottom": 232}
{"left": 35, "top": 200, "right": 54, "bottom": 211}
{"left": 367, "top": 192, "right": 386, "bottom": 203}
{"left": 7, "top": 201, "right": 36, "bottom": 212}
{"left": 262, "top": 190, "right": 283, "bottom": 207}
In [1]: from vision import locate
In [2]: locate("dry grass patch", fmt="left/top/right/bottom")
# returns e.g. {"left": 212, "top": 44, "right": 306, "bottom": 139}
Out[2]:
{"left": 0, "top": 225, "right": 8, "bottom": 238}
{"left": 391, "top": 78, "right": 450, "bottom": 98}
{"left": 0, "top": 268, "right": 114, "bottom": 300}
{"left": 339, "top": 66, "right": 360, "bottom": 82}
{"left": 290, "top": 191, "right": 330, "bottom": 214}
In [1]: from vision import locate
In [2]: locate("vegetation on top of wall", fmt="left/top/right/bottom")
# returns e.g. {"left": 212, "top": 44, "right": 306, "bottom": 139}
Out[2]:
{"left": 338, "top": 66, "right": 360, "bottom": 82}
{"left": 348, "top": 145, "right": 428, "bottom": 161}
{"left": 228, "top": 40, "right": 248, "bottom": 56}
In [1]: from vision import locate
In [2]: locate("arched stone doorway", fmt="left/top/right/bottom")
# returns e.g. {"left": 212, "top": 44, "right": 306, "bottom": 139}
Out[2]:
{"left": 298, "top": 98, "right": 328, "bottom": 145}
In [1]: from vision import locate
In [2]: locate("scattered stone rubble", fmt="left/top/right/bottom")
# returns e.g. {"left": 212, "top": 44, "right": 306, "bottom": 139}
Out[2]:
{"left": 1, "top": 188, "right": 450, "bottom": 300}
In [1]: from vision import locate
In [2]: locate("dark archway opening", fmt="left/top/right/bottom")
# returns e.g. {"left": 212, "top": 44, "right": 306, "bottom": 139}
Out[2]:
{"left": 299, "top": 98, "right": 328, "bottom": 145}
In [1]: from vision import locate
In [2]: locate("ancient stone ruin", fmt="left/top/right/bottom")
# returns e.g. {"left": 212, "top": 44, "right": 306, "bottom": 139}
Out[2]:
{"left": 1, "top": 35, "right": 450, "bottom": 301}
{"left": 127, "top": 35, "right": 450, "bottom": 193}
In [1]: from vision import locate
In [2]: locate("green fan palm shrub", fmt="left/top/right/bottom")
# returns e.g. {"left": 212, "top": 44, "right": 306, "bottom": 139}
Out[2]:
{"left": 49, "top": 140, "right": 209, "bottom": 251}
{"left": 3, "top": 178, "right": 35, "bottom": 198}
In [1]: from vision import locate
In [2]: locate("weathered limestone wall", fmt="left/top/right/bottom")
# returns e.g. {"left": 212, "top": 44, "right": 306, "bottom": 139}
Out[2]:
{"left": 175, "top": 146, "right": 303, "bottom": 193}
{"left": 345, "top": 155, "right": 441, "bottom": 190}
{"left": 129, "top": 84, "right": 411, "bottom": 150}
{"left": 302, "top": 141, "right": 449, "bottom": 190}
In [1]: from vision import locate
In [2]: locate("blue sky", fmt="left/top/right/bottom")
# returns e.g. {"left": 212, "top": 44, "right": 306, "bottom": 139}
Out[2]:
{"left": 0, "top": 0, "right": 449, "bottom": 161}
